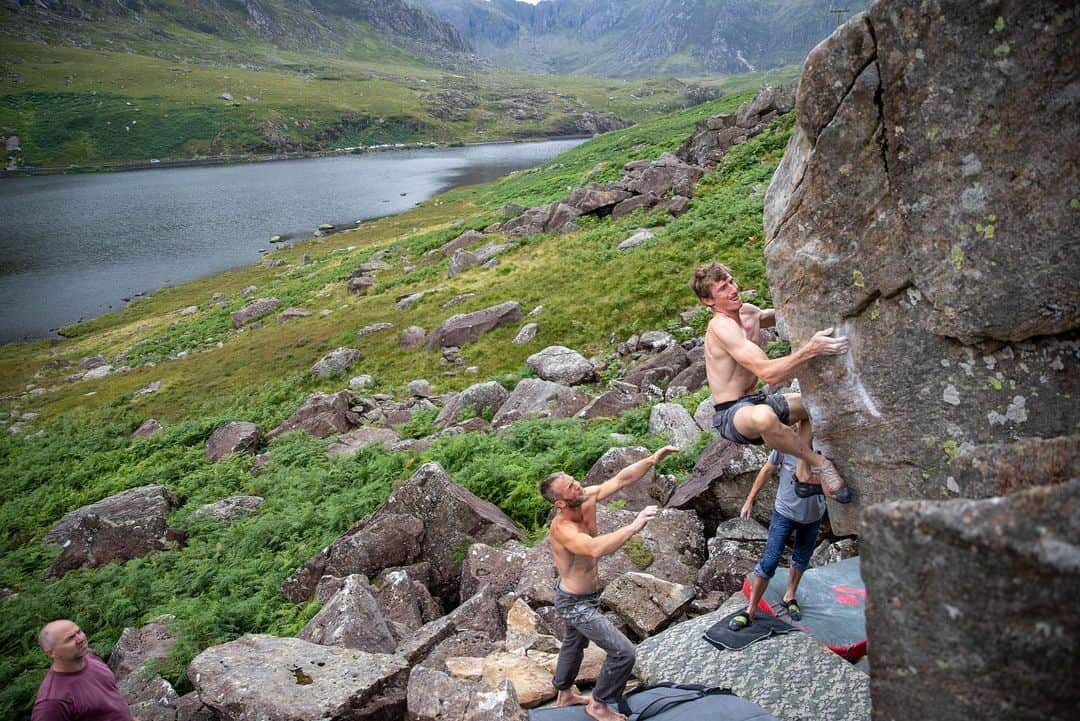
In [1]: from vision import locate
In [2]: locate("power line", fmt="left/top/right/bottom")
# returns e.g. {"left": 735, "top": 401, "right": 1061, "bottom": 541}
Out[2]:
{"left": 830, "top": 7, "right": 849, "bottom": 27}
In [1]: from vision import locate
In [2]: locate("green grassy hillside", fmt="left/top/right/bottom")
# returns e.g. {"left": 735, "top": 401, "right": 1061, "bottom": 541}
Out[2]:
{"left": 0, "top": 90, "right": 794, "bottom": 715}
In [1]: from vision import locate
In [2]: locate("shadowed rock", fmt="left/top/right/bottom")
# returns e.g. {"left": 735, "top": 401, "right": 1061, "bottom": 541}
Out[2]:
{"left": 583, "top": 446, "right": 673, "bottom": 510}
{"left": 577, "top": 382, "right": 649, "bottom": 420}
{"left": 622, "top": 344, "right": 689, "bottom": 390}
{"left": 267, "top": 391, "right": 360, "bottom": 440}
{"left": 298, "top": 574, "right": 396, "bottom": 653}
{"left": 407, "top": 666, "right": 525, "bottom": 721}
{"left": 434, "top": 381, "right": 508, "bottom": 429}
{"left": 205, "top": 421, "right": 260, "bottom": 461}
{"left": 667, "top": 437, "right": 771, "bottom": 534}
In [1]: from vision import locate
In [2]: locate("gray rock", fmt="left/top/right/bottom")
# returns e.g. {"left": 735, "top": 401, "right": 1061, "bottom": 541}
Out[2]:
{"left": 131, "top": 419, "right": 163, "bottom": 439}
{"left": 526, "top": 346, "right": 595, "bottom": 385}
{"left": 240, "top": 285, "right": 257, "bottom": 297}
{"left": 298, "top": 574, "right": 396, "bottom": 653}
{"left": 667, "top": 438, "right": 771, "bottom": 534}
{"left": 231, "top": 298, "right": 280, "bottom": 328}
{"left": 347, "top": 275, "right": 375, "bottom": 295}
{"left": 583, "top": 446, "right": 672, "bottom": 510}
{"left": 406, "top": 379, "right": 433, "bottom": 397}
{"left": 441, "top": 229, "right": 485, "bottom": 256}
{"left": 512, "top": 323, "right": 539, "bottom": 345}
{"left": 678, "top": 84, "right": 795, "bottom": 167}
{"left": 326, "top": 427, "right": 401, "bottom": 457}
{"left": 563, "top": 183, "right": 633, "bottom": 214}
{"left": 267, "top": 391, "right": 361, "bottom": 440}
{"left": 434, "top": 381, "right": 508, "bottom": 430}
{"left": 617, "top": 228, "right": 656, "bottom": 250}
{"left": 611, "top": 193, "right": 659, "bottom": 220}
{"left": 693, "top": 397, "right": 719, "bottom": 434}
{"left": 763, "top": 2, "right": 1079, "bottom": 535}
{"left": 861, "top": 480, "right": 1080, "bottom": 721}
{"left": 448, "top": 249, "right": 481, "bottom": 277}
{"left": 310, "top": 347, "right": 361, "bottom": 379}
{"left": 577, "top": 384, "right": 650, "bottom": 420}
{"left": 83, "top": 365, "right": 113, "bottom": 380}
{"left": 667, "top": 360, "right": 707, "bottom": 397}
{"left": 80, "top": 355, "right": 107, "bottom": 370}
{"left": 809, "top": 537, "right": 858, "bottom": 568}
{"left": 622, "top": 344, "right": 688, "bottom": 390}
{"left": 283, "top": 463, "right": 525, "bottom": 603}
{"left": 47, "top": 485, "right": 182, "bottom": 578}
{"left": 698, "top": 536, "right": 765, "bottom": 597}
{"left": 636, "top": 593, "right": 870, "bottom": 721}
{"left": 459, "top": 541, "right": 529, "bottom": 602}
{"left": 648, "top": 403, "right": 702, "bottom": 450}
{"left": 188, "top": 635, "right": 408, "bottom": 721}
{"left": 277, "top": 307, "right": 311, "bottom": 323}
{"left": 427, "top": 302, "right": 523, "bottom": 349}
{"left": 109, "top": 616, "right": 177, "bottom": 684}
{"left": 356, "top": 322, "right": 393, "bottom": 337}
{"left": 406, "top": 666, "right": 525, "bottom": 721}
{"left": 490, "top": 379, "right": 589, "bottom": 428}
{"left": 622, "top": 153, "right": 704, "bottom": 198}
{"left": 194, "top": 496, "right": 263, "bottom": 522}
{"left": 373, "top": 567, "right": 443, "bottom": 642}
{"left": 600, "top": 572, "right": 695, "bottom": 637}
{"left": 400, "top": 325, "right": 427, "bottom": 348}
{"left": 205, "top": 421, "right": 259, "bottom": 462}
{"left": 502, "top": 202, "right": 582, "bottom": 237}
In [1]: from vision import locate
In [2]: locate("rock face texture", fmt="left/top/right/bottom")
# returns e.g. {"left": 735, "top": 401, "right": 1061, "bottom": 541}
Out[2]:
{"left": 763, "top": 0, "right": 1079, "bottom": 535}
{"left": 426, "top": 302, "right": 523, "bottom": 349}
{"left": 46, "top": 485, "right": 183, "bottom": 577}
{"left": 861, "top": 480, "right": 1080, "bottom": 721}
{"left": 188, "top": 635, "right": 408, "bottom": 721}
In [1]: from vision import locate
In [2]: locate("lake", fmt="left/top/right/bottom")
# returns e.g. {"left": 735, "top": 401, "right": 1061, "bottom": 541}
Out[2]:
{"left": 0, "top": 139, "right": 584, "bottom": 344}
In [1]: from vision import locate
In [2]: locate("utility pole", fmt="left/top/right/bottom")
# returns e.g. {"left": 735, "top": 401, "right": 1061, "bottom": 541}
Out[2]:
{"left": 830, "top": 7, "right": 849, "bottom": 27}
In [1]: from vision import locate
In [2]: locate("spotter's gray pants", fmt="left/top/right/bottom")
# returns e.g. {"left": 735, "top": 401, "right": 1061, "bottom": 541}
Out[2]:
{"left": 551, "top": 584, "right": 636, "bottom": 706}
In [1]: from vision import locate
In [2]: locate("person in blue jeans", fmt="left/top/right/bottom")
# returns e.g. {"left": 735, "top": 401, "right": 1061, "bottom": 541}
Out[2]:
{"left": 729, "top": 420, "right": 827, "bottom": 631}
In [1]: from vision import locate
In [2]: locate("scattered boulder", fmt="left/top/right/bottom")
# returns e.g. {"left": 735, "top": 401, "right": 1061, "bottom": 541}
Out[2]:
{"left": 231, "top": 298, "right": 280, "bottom": 328}
{"left": 194, "top": 496, "right": 263, "bottom": 522}
{"left": 188, "top": 635, "right": 409, "bottom": 721}
{"left": 577, "top": 382, "right": 649, "bottom": 420}
{"left": 526, "top": 346, "right": 595, "bottom": 385}
{"left": 490, "top": 379, "right": 589, "bottom": 428}
{"left": 277, "top": 307, "right": 311, "bottom": 324}
{"left": 601, "top": 572, "right": 695, "bottom": 637}
{"left": 617, "top": 228, "right": 656, "bottom": 250}
{"left": 666, "top": 360, "right": 707, "bottom": 397}
{"left": 622, "top": 343, "right": 688, "bottom": 390}
{"left": 677, "top": 84, "right": 795, "bottom": 168}
{"left": 406, "top": 379, "right": 433, "bottom": 397}
{"left": 400, "top": 325, "right": 427, "bottom": 348}
{"left": 205, "top": 421, "right": 260, "bottom": 462}
{"left": 131, "top": 419, "right": 162, "bottom": 439}
{"left": 512, "top": 323, "right": 539, "bottom": 345}
{"left": 407, "top": 666, "right": 525, "bottom": 721}
{"left": 502, "top": 202, "right": 582, "bottom": 237}
{"left": 83, "top": 365, "right": 113, "bottom": 380}
{"left": 622, "top": 153, "right": 704, "bottom": 199}
{"left": 79, "top": 355, "right": 107, "bottom": 371}
{"left": 348, "top": 275, "right": 375, "bottom": 295}
{"left": 426, "top": 302, "right": 522, "bottom": 349}
{"left": 667, "top": 438, "right": 772, "bottom": 534}
{"left": 108, "top": 616, "right": 177, "bottom": 684}
{"left": 349, "top": 375, "right": 375, "bottom": 390}
{"left": 441, "top": 229, "right": 485, "bottom": 256}
{"left": 583, "top": 446, "right": 672, "bottom": 510}
{"left": 298, "top": 574, "right": 396, "bottom": 653}
{"left": 448, "top": 249, "right": 481, "bottom": 277}
{"left": 310, "top": 347, "right": 361, "bottom": 379}
{"left": 611, "top": 193, "right": 659, "bottom": 220}
{"left": 267, "top": 391, "right": 360, "bottom": 440}
{"left": 46, "top": 485, "right": 183, "bottom": 578}
{"left": 635, "top": 593, "right": 870, "bottom": 721}
{"left": 434, "top": 381, "right": 508, "bottom": 429}
{"left": 356, "top": 321, "right": 393, "bottom": 338}
{"left": 563, "top": 183, "right": 632, "bottom": 214}
{"left": 648, "top": 403, "right": 702, "bottom": 449}
{"left": 283, "top": 463, "right": 525, "bottom": 603}
{"left": 326, "top": 427, "right": 400, "bottom": 457}
{"left": 861, "top": 480, "right": 1080, "bottom": 721}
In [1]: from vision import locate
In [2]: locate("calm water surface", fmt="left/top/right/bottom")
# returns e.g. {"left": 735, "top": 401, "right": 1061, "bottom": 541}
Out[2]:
{"left": 0, "top": 139, "right": 583, "bottom": 343}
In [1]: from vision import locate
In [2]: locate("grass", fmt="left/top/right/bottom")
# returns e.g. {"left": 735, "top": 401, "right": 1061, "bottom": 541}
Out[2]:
{"left": 0, "top": 90, "right": 794, "bottom": 715}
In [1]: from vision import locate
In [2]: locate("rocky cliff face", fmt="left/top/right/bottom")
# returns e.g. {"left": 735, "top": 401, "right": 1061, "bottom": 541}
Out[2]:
{"left": 415, "top": 0, "right": 870, "bottom": 77}
{"left": 763, "top": 0, "right": 1078, "bottom": 536}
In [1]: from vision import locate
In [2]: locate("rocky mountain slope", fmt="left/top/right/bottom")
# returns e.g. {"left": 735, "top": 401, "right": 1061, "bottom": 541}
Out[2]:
{"left": 414, "top": 0, "right": 871, "bottom": 76}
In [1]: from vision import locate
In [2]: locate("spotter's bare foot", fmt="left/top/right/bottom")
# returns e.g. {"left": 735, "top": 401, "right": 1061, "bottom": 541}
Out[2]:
{"left": 585, "top": 700, "right": 627, "bottom": 721}
{"left": 555, "top": 688, "right": 590, "bottom": 706}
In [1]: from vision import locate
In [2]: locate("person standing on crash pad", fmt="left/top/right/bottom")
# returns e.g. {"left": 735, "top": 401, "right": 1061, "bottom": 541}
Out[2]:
{"left": 540, "top": 445, "right": 680, "bottom": 721}
{"left": 729, "top": 419, "right": 827, "bottom": 631}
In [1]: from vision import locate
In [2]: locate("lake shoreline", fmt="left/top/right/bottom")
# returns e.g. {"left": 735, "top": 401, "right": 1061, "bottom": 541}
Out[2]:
{"left": 0, "top": 134, "right": 593, "bottom": 179}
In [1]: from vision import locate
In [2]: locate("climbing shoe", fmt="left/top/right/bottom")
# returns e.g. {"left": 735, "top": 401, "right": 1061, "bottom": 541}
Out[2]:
{"left": 728, "top": 613, "right": 752, "bottom": 632}
{"left": 780, "top": 598, "right": 802, "bottom": 621}
{"left": 793, "top": 478, "right": 824, "bottom": 498}
{"left": 811, "top": 457, "right": 853, "bottom": 504}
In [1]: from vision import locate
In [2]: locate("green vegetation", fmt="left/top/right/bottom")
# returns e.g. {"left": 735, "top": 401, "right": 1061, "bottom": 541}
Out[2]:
{"left": 0, "top": 88, "right": 793, "bottom": 716}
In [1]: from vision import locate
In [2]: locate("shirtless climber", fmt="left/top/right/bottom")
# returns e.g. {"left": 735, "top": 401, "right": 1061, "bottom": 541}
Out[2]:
{"left": 541, "top": 445, "right": 680, "bottom": 721}
{"left": 689, "top": 261, "right": 851, "bottom": 502}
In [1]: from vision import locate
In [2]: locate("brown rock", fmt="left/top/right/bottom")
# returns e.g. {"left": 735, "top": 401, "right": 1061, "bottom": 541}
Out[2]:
{"left": 667, "top": 437, "right": 772, "bottom": 534}
{"left": 231, "top": 298, "right": 280, "bottom": 328}
{"left": 441, "top": 229, "right": 485, "bottom": 256}
{"left": 426, "top": 302, "right": 523, "bottom": 349}
{"left": 490, "top": 379, "right": 589, "bottom": 428}
{"left": 600, "top": 572, "right": 695, "bottom": 637}
{"left": 298, "top": 574, "right": 397, "bottom": 653}
{"left": 267, "top": 391, "right": 360, "bottom": 440}
{"left": 205, "top": 421, "right": 259, "bottom": 461}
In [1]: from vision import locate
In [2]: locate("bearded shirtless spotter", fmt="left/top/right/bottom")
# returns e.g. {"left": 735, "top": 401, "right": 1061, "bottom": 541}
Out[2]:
{"left": 541, "top": 445, "right": 679, "bottom": 721}
{"left": 690, "top": 262, "right": 851, "bottom": 501}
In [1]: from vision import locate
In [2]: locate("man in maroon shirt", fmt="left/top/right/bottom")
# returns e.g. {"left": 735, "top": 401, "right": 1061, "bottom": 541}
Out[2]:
{"left": 32, "top": 620, "right": 132, "bottom": 721}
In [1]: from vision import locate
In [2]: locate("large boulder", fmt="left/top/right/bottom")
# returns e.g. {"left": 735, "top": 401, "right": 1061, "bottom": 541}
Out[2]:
{"left": 763, "top": 1, "right": 1079, "bottom": 535}
{"left": 435, "top": 381, "right": 509, "bottom": 429}
{"left": 266, "top": 391, "right": 361, "bottom": 440}
{"left": 407, "top": 666, "right": 525, "bottom": 721}
{"left": 426, "top": 302, "right": 523, "bottom": 349}
{"left": 108, "top": 616, "right": 177, "bottom": 684}
{"left": 205, "top": 421, "right": 259, "bottom": 461}
{"left": 860, "top": 480, "right": 1080, "bottom": 721}
{"left": 563, "top": 183, "right": 632, "bottom": 214}
{"left": 325, "top": 427, "right": 400, "bottom": 457}
{"left": 490, "top": 379, "right": 589, "bottom": 428}
{"left": 622, "top": 153, "right": 704, "bottom": 199}
{"left": 297, "top": 574, "right": 397, "bottom": 653}
{"left": 600, "top": 572, "right": 695, "bottom": 637}
{"left": 582, "top": 446, "right": 672, "bottom": 510}
{"left": 46, "top": 485, "right": 183, "bottom": 578}
{"left": 697, "top": 518, "right": 770, "bottom": 596}
{"left": 231, "top": 298, "right": 280, "bottom": 328}
{"left": 647, "top": 403, "right": 702, "bottom": 450}
{"left": 622, "top": 344, "right": 689, "bottom": 390}
{"left": 576, "top": 382, "right": 649, "bottom": 420}
{"left": 459, "top": 541, "right": 528, "bottom": 601}
{"left": 667, "top": 438, "right": 772, "bottom": 534}
{"left": 635, "top": 593, "right": 871, "bottom": 721}
{"left": 502, "top": 202, "right": 582, "bottom": 237}
{"left": 188, "top": 635, "right": 408, "bottom": 721}
{"left": 283, "top": 463, "right": 525, "bottom": 603}
{"left": 373, "top": 567, "right": 444, "bottom": 642}
{"left": 441, "top": 229, "right": 485, "bottom": 256}
{"left": 310, "top": 347, "right": 361, "bottom": 379}
{"left": 526, "top": 346, "right": 595, "bottom": 385}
